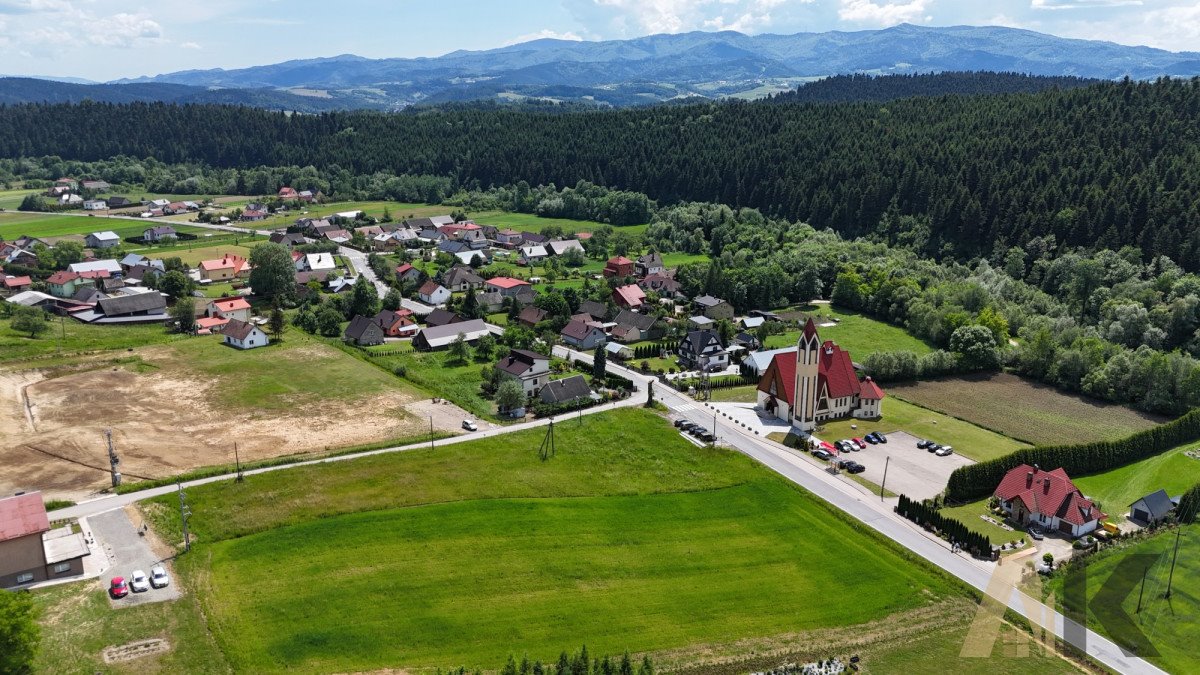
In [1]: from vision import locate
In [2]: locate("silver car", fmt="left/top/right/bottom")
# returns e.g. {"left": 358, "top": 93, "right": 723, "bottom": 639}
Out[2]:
{"left": 129, "top": 569, "right": 150, "bottom": 593}
{"left": 150, "top": 565, "right": 170, "bottom": 589}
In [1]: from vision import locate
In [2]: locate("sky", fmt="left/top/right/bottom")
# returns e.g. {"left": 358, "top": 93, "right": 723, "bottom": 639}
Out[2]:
{"left": 1, "top": 0, "right": 1199, "bottom": 81}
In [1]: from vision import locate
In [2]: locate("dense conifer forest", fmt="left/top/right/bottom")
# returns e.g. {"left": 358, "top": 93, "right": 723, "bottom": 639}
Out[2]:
{"left": 2, "top": 77, "right": 1199, "bottom": 267}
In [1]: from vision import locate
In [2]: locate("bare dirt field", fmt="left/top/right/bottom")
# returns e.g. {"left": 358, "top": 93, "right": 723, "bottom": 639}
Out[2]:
{"left": 886, "top": 372, "right": 1167, "bottom": 446}
{"left": 0, "top": 336, "right": 468, "bottom": 500}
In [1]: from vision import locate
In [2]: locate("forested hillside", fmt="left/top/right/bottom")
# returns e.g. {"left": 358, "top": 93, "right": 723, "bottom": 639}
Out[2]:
{"left": 770, "top": 72, "right": 1098, "bottom": 104}
{"left": 2, "top": 78, "right": 1200, "bottom": 268}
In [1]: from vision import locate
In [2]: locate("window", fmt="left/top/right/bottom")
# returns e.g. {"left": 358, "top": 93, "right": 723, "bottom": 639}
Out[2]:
{"left": 16, "top": 572, "right": 33, "bottom": 584}
{"left": 53, "top": 562, "right": 72, "bottom": 574}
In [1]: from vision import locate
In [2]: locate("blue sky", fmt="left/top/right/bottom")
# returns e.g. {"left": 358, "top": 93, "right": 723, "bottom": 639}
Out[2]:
{"left": 1, "top": 0, "right": 1198, "bottom": 81}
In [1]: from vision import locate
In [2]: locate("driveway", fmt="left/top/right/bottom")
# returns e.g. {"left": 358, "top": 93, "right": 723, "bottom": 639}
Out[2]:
{"left": 818, "top": 430, "right": 973, "bottom": 500}
{"left": 90, "top": 508, "right": 180, "bottom": 607}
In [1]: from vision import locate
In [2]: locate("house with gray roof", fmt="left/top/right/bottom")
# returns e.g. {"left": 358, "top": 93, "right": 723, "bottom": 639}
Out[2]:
{"left": 539, "top": 375, "right": 593, "bottom": 405}
{"left": 414, "top": 319, "right": 490, "bottom": 351}
{"left": 1129, "top": 489, "right": 1177, "bottom": 525}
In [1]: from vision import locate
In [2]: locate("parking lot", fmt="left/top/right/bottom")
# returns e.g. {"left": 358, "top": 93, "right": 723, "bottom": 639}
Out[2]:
{"left": 819, "top": 430, "right": 974, "bottom": 500}
{"left": 90, "top": 508, "right": 180, "bottom": 607}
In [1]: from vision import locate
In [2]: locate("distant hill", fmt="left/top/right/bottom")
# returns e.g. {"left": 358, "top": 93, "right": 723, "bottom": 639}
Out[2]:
{"left": 9, "top": 24, "right": 1200, "bottom": 109}
{"left": 0, "top": 78, "right": 359, "bottom": 112}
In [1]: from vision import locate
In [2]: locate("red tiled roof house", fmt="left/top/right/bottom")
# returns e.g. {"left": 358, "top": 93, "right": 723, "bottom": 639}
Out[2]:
{"left": 994, "top": 465, "right": 1106, "bottom": 537}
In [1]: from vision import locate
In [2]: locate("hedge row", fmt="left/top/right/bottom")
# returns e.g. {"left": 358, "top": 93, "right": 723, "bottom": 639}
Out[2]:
{"left": 1179, "top": 482, "right": 1200, "bottom": 524}
{"left": 632, "top": 342, "right": 677, "bottom": 360}
{"left": 896, "top": 494, "right": 992, "bottom": 555}
{"left": 571, "top": 359, "right": 635, "bottom": 391}
{"left": 946, "top": 408, "right": 1200, "bottom": 503}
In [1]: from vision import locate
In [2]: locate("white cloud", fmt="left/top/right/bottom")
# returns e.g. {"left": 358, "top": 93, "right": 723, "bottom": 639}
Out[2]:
{"left": 0, "top": 2, "right": 167, "bottom": 54}
{"left": 838, "top": 0, "right": 932, "bottom": 25}
{"left": 591, "top": 0, "right": 806, "bottom": 35}
{"left": 504, "top": 29, "right": 585, "bottom": 46}
{"left": 1031, "top": 0, "right": 1143, "bottom": 9}
{"left": 88, "top": 13, "right": 163, "bottom": 47}
{"left": 180, "top": 41, "right": 201, "bottom": 50}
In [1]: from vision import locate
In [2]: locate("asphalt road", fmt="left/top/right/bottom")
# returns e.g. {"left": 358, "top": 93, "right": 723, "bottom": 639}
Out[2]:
{"left": 338, "top": 244, "right": 435, "bottom": 316}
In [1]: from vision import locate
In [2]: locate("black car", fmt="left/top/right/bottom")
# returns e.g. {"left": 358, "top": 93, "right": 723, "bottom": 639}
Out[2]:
{"left": 841, "top": 461, "right": 866, "bottom": 474}
{"left": 916, "top": 439, "right": 929, "bottom": 449}
{"left": 678, "top": 421, "right": 696, "bottom": 432}
{"left": 875, "top": 432, "right": 887, "bottom": 443}
{"left": 699, "top": 432, "right": 715, "bottom": 443}
{"left": 927, "top": 443, "right": 941, "bottom": 453}
{"left": 673, "top": 419, "right": 688, "bottom": 428}
{"left": 690, "top": 426, "right": 709, "bottom": 437}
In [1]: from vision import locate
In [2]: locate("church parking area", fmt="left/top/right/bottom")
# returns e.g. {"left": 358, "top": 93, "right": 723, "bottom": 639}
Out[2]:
{"left": 835, "top": 431, "right": 974, "bottom": 501}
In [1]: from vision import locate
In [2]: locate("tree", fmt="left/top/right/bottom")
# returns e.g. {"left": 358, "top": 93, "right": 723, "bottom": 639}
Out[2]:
{"left": 268, "top": 306, "right": 286, "bottom": 339}
{"left": 496, "top": 378, "right": 526, "bottom": 413}
{"left": 462, "top": 287, "right": 481, "bottom": 319}
{"left": 10, "top": 307, "right": 47, "bottom": 339}
{"left": 316, "top": 304, "right": 344, "bottom": 337}
{"left": 593, "top": 344, "right": 607, "bottom": 381}
{"left": 50, "top": 240, "right": 84, "bottom": 267}
{"left": 348, "top": 275, "right": 381, "bottom": 319}
{"left": 0, "top": 589, "right": 39, "bottom": 674}
{"left": 248, "top": 243, "right": 296, "bottom": 301}
{"left": 170, "top": 297, "right": 196, "bottom": 334}
{"left": 382, "top": 288, "right": 403, "bottom": 311}
{"left": 448, "top": 333, "right": 473, "bottom": 364}
{"left": 476, "top": 333, "right": 496, "bottom": 360}
{"left": 949, "top": 324, "right": 999, "bottom": 370}
{"left": 159, "top": 270, "right": 191, "bottom": 299}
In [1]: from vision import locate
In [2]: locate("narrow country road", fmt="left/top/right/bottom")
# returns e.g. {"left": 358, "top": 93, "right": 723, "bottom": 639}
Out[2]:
{"left": 338, "top": 245, "right": 435, "bottom": 316}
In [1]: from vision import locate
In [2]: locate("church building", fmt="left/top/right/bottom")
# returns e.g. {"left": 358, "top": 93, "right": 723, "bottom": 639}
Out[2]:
{"left": 756, "top": 318, "right": 885, "bottom": 432}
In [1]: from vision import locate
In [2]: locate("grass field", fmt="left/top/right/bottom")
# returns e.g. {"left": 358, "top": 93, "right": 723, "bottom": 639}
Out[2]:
{"left": 0, "top": 316, "right": 180, "bottom": 363}
{"left": 468, "top": 209, "right": 648, "bottom": 236}
{"left": 138, "top": 409, "right": 968, "bottom": 672}
{"left": 708, "top": 384, "right": 760, "bottom": 403}
{"left": 1072, "top": 441, "right": 1200, "bottom": 520}
{"left": 817, "top": 397, "right": 1030, "bottom": 463}
{"left": 0, "top": 187, "right": 41, "bottom": 210}
{"left": 1044, "top": 524, "right": 1200, "bottom": 674}
{"left": 363, "top": 343, "right": 499, "bottom": 420}
{"left": 940, "top": 497, "right": 1032, "bottom": 548}
{"left": 885, "top": 373, "right": 1166, "bottom": 446}
{"left": 150, "top": 243, "right": 254, "bottom": 267}
{"left": 0, "top": 211, "right": 210, "bottom": 241}
{"left": 766, "top": 306, "right": 934, "bottom": 358}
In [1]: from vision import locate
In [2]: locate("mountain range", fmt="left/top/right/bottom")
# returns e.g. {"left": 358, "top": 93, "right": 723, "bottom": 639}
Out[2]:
{"left": 6, "top": 24, "right": 1200, "bottom": 110}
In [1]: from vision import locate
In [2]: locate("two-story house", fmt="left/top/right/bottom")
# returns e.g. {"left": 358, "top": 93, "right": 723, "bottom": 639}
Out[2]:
{"left": 495, "top": 349, "right": 552, "bottom": 396}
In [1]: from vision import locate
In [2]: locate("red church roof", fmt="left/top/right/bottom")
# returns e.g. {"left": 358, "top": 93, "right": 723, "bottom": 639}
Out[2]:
{"left": 860, "top": 377, "right": 886, "bottom": 400}
{"left": 994, "top": 465, "right": 1106, "bottom": 527}
{"left": 818, "top": 341, "right": 860, "bottom": 399}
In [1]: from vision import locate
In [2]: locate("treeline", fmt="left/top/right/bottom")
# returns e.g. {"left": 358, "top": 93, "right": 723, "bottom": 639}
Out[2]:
{"left": 770, "top": 72, "right": 1098, "bottom": 105}
{"left": 945, "top": 408, "right": 1200, "bottom": 503}
{"left": 4, "top": 78, "right": 1200, "bottom": 266}
{"left": 895, "top": 494, "right": 991, "bottom": 555}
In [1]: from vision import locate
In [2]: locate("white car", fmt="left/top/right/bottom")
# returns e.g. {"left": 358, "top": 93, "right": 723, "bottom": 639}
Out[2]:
{"left": 935, "top": 445, "right": 955, "bottom": 457}
{"left": 129, "top": 569, "right": 150, "bottom": 593}
{"left": 150, "top": 566, "right": 170, "bottom": 589}
{"left": 462, "top": 419, "right": 478, "bottom": 431}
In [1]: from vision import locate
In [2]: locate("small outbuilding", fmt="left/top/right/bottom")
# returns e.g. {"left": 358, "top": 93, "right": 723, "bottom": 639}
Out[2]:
{"left": 1129, "top": 489, "right": 1177, "bottom": 525}
{"left": 223, "top": 319, "right": 269, "bottom": 350}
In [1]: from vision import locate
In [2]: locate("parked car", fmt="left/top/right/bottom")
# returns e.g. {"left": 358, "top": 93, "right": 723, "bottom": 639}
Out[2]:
{"left": 840, "top": 460, "right": 866, "bottom": 474}
{"left": 812, "top": 449, "right": 833, "bottom": 461}
{"left": 110, "top": 577, "right": 129, "bottom": 598}
{"left": 673, "top": 419, "right": 688, "bottom": 428}
{"left": 916, "top": 439, "right": 930, "bottom": 449}
{"left": 461, "top": 419, "right": 478, "bottom": 431}
{"left": 819, "top": 440, "right": 837, "bottom": 452}
{"left": 130, "top": 569, "right": 150, "bottom": 593}
{"left": 875, "top": 432, "right": 887, "bottom": 443}
{"left": 852, "top": 437, "right": 867, "bottom": 449}
{"left": 935, "top": 446, "right": 954, "bottom": 457}
{"left": 864, "top": 433, "right": 879, "bottom": 444}
{"left": 690, "top": 426, "right": 709, "bottom": 438}
{"left": 699, "top": 432, "right": 715, "bottom": 443}
{"left": 150, "top": 566, "right": 170, "bottom": 589}
{"left": 1028, "top": 527, "right": 1045, "bottom": 541}
{"left": 927, "top": 443, "right": 941, "bottom": 453}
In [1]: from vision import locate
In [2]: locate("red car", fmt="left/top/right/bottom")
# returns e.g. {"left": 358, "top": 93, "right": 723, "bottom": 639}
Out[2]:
{"left": 110, "top": 576, "right": 129, "bottom": 598}
{"left": 852, "top": 437, "right": 867, "bottom": 449}
{"left": 819, "top": 440, "right": 837, "bottom": 453}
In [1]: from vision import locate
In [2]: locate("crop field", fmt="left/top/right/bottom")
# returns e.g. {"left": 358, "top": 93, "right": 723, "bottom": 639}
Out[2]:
{"left": 0, "top": 211, "right": 209, "bottom": 240}
{"left": 1072, "top": 441, "right": 1200, "bottom": 519}
{"left": 766, "top": 306, "right": 934, "bottom": 358}
{"left": 135, "top": 409, "right": 978, "bottom": 672}
{"left": 817, "top": 396, "right": 1030, "bottom": 463}
{"left": 0, "top": 331, "right": 436, "bottom": 498}
{"left": 884, "top": 373, "right": 1166, "bottom": 446}
{"left": 1044, "top": 524, "right": 1200, "bottom": 674}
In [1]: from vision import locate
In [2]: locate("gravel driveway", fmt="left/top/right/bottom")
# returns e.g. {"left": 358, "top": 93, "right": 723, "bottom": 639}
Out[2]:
{"left": 91, "top": 508, "right": 180, "bottom": 607}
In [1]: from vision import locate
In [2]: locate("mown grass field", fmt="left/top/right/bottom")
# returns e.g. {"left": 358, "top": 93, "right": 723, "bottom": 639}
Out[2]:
{"left": 885, "top": 372, "right": 1166, "bottom": 446}
{"left": 363, "top": 343, "right": 499, "bottom": 420}
{"left": 0, "top": 316, "right": 181, "bottom": 363}
{"left": 1072, "top": 442, "right": 1200, "bottom": 520}
{"left": 139, "top": 409, "right": 969, "bottom": 672}
{"left": 469, "top": 209, "right": 648, "bottom": 236}
{"left": 940, "top": 497, "right": 1032, "bottom": 549}
{"left": 817, "top": 397, "right": 1030, "bottom": 463}
{"left": 0, "top": 211, "right": 210, "bottom": 241}
{"left": 765, "top": 306, "right": 934, "bottom": 358}
{"left": 1044, "top": 524, "right": 1200, "bottom": 675}
{"left": 0, "top": 187, "right": 41, "bottom": 210}
{"left": 150, "top": 243, "right": 254, "bottom": 266}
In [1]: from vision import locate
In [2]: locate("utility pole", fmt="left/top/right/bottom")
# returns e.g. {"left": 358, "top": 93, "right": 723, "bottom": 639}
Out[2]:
{"left": 234, "top": 442, "right": 243, "bottom": 483}
{"left": 880, "top": 456, "right": 891, "bottom": 501}
{"left": 712, "top": 407, "right": 718, "bottom": 447}
{"left": 1166, "top": 525, "right": 1184, "bottom": 599}
{"left": 105, "top": 429, "right": 121, "bottom": 488}
{"left": 177, "top": 482, "right": 192, "bottom": 553}
{"left": 538, "top": 418, "right": 556, "bottom": 461}
{"left": 1136, "top": 564, "right": 1149, "bottom": 613}
{"left": 430, "top": 415, "right": 435, "bottom": 452}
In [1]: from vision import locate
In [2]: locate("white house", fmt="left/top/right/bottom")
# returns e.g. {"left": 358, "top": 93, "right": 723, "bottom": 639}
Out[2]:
{"left": 994, "top": 465, "right": 1106, "bottom": 537}
{"left": 494, "top": 348, "right": 552, "bottom": 396}
{"left": 518, "top": 245, "right": 549, "bottom": 266}
{"left": 69, "top": 260, "right": 122, "bottom": 276}
{"left": 302, "top": 253, "right": 336, "bottom": 273}
{"left": 418, "top": 281, "right": 452, "bottom": 306}
{"left": 223, "top": 319, "right": 269, "bottom": 350}
{"left": 85, "top": 231, "right": 120, "bottom": 249}
{"left": 83, "top": 200, "right": 108, "bottom": 211}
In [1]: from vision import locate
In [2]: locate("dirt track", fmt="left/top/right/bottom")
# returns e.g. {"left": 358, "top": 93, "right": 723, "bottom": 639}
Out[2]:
{"left": 0, "top": 359, "right": 468, "bottom": 500}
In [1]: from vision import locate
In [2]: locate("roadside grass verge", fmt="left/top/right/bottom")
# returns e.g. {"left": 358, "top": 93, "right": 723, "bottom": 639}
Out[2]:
{"left": 884, "top": 372, "right": 1166, "bottom": 446}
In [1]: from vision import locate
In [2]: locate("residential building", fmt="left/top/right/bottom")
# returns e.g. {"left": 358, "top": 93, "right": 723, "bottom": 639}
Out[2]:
{"left": 639, "top": 273, "right": 683, "bottom": 298}
{"left": 223, "top": 319, "right": 269, "bottom": 350}
{"left": 199, "top": 254, "right": 250, "bottom": 282}
{"left": 547, "top": 240, "right": 585, "bottom": 257}
{"left": 119, "top": 253, "right": 163, "bottom": 272}
{"left": 47, "top": 271, "right": 94, "bottom": 299}
{"left": 612, "top": 284, "right": 646, "bottom": 310}
{"left": 495, "top": 348, "right": 552, "bottom": 396}
{"left": 142, "top": 225, "right": 177, "bottom": 242}
{"left": 418, "top": 281, "right": 452, "bottom": 306}
{"left": 694, "top": 295, "right": 735, "bottom": 320}
{"left": 477, "top": 291, "right": 505, "bottom": 313}
{"left": 1128, "top": 489, "right": 1177, "bottom": 525}
{"left": 83, "top": 200, "right": 108, "bottom": 211}
{"left": 520, "top": 231, "right": 548, "bottom": 245}
{"left": 678, "top": 330, "right": 728, "bottom": 372}
{"left": 323, "top": 229, "right": 351, "bottom": 244}
{"left": 495, "top": 228, "right": 524, "bottom": 248}
{"left": 85, "top": 231, "right": 120, "bottom": 248}
{"left": 735, "top": 331, "right": 761, "bottom": 350}
{"left": 518, "top": 245, "right": 549, "bottom": 266}
{"left": 242, "top": 209, "right": 268, "bottom": 222}
{"left": 207, "top": 297, "right": 253, "bottom": 323}
{"left": 605, "top": 342, "right": 634, "bottom": 360}
{"left": 742, "top": 316, "right": 766, "bottom": 330}
{"left": 270, "top": 232, "right": 307, "bottom": 248}
{"left": 439, "top": 222, "right": 486, "bottom": 243}
{"left": 80, "top": 179, "right": 110, "bottom": 191}
{"left": 755, "top": 319, "right": 884, "bottom": 431}
{"left": 424, "top": 309, "right": 463, "bottom": 328}
{"left": 2, "top": 275, "right": 32, "bottom": 296}
{"left": 300, "top": 253, "right": 336, "bottom": 273}
{"left": 443, "top": 266, "right": 485, "bottom": 292}
{"left": 603, "top": 256, "right": 636, "bottom": 278}
{"left": 577, "top": 300, "right": 609, "bottom": 322}
{"left": 395, "top": 263, "right": 424, "bottom": 285}
{"left": 344, "top": 315, "right": 386, "bottom": 346}
{"left": 278, "top": 187, "right": 299, "bottom": 200}
{"left": 611, "top": 309, "right": 658, "bottom": 343}
{"left": 518, "top": 306, "right": 548, "bottom": 328}
{"left": 106, "top": 196, "right": 133, "bottom": 209}
{"left": 486, "top": 276, "right": 532, "bottom": 298}
{"left": 561, "top": 319, "right": 607, "bottom": 349}
{"left": 373, "top": 309, "right": 419, "bottom": 337}
{"left": 635, "top": 252, "right": 665, "bottom": 277}
{"left": 994, "top": 465, "right": 1106, "bottom": 537}
{"left": 0, "top": 492, "right": 89, "bottom": 589}
{"left": 414, "top": 319, "right": 490, "bottom": 350}
{"left": 68, "top": 260, "right": 122, "bottom": 276}
{"left": 539, "top": 375, "right": 592, "bottom": 405}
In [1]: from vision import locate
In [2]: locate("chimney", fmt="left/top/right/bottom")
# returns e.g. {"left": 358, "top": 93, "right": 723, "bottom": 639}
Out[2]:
{"left": 1044, "top": 479, "right": 1051, "bottom": 494}
{"left": 1026, "top": 471, "right": 1033, "bottom": 487}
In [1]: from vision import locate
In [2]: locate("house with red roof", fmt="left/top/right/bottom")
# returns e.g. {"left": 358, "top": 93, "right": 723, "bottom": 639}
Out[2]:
{"left": 206, "top": 297, "right": 252, "bottom": 322}
{"left": 756, "top": 318, "right": 885, "bottom": 431}
{"left": 2, "top": 275, "right": 33, "bottom": 296}
{"left": 994, "top": 465, "right": 1106, "bottom": 537}
{"left": 1, "top": 491, "right": 89, "bottom": 588}
{"left": 603, "top": 256, "right": 635, "bottom": 278}
{"left": 612, "top": 284, "right": 646, "bottom": 310}
{"left": 278, "top": 187, "right": 299, "bottom": 200}
{"left": 199, "top": 254, "right": 250, "bottom": 282}
{"left": 486, "top": 276, "right": 531, "bottom": 298}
